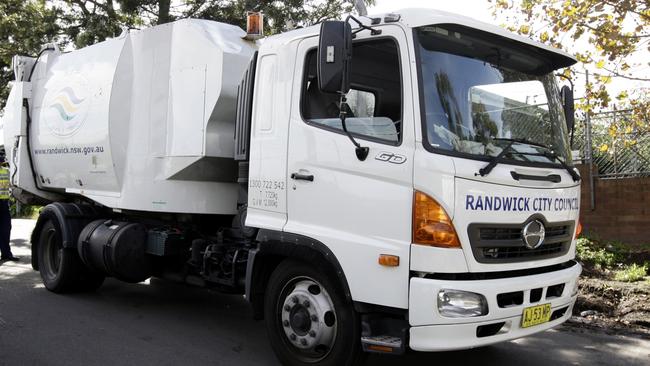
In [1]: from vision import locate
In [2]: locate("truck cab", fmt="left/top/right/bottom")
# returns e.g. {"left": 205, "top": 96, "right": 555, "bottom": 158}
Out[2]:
{"left": 244, "top": 7, "right": 581, "bottom": 357}
{"left": 3, "top": 8, "right": 581, "bottom": 366}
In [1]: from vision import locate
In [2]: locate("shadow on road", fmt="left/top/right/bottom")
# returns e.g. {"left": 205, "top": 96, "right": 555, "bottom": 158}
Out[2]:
{"left": 8, "top": 238, "right": 30, "bottom": 250}
{"left": 3, "top": 263, "right": 646, "bottom": 366}
{"left": 1, "top": 220, "right": 648, "bottom": 366}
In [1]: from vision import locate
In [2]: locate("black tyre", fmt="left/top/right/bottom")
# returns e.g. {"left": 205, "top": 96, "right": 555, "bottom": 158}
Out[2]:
{"left": 37, "top": 218, "right": 104, "bottom": 293}
{"left": 264, "top": 259, "right": 364, "bottom": 366}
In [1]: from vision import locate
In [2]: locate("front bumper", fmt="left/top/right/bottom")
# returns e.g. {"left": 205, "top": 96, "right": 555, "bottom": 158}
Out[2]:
{"left": 409, "top": 261, "right": 581, "bottom": 351}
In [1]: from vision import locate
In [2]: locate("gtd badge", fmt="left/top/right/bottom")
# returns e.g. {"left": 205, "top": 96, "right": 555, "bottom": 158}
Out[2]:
{"left": 375, "top": 152, "right": 407, "bottom": 164}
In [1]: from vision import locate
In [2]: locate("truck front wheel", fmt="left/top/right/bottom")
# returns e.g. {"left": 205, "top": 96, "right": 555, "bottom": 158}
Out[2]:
{"left": 264, "top": 259, "right": 363, "bottom": 366}
{"left": 37, "top": 218, "right": 104, "bottom": 293}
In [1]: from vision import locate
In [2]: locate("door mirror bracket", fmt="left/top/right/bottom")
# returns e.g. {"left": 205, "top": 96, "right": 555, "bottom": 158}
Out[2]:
{"left": 338, "top": 94, "right": 369, "bottom": 161}
{"left": 318, "top": 16, "right": 379, "bottom": 161}
{"left": 556, "top": 74, "right": 576, "bottom": 146}
{"left": 560, "top": 85, "right": 575, "bottom": 133}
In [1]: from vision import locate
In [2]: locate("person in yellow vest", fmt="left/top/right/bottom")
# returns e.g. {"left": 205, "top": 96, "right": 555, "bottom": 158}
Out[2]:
{"left": 0, "top": 153, "right": 18, "bottom": 262}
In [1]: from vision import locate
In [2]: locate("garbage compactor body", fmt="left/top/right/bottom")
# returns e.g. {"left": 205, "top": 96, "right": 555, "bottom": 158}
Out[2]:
{"left": 3, "top": 19, "right": 257, "bottom": 214}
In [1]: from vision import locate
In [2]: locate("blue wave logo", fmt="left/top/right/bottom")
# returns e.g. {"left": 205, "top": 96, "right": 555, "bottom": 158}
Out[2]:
{"left": 49, "top": 87, "right": 86, "bottom": 121}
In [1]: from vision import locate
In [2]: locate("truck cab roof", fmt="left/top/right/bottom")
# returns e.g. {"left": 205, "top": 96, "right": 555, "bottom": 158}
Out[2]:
{"left": 262, "top": 8, "right": 576, "bottom": 70}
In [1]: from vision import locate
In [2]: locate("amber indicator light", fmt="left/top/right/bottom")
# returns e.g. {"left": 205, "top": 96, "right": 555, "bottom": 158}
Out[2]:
{"left": 575, "top": 220, "right": 583, "bottom": 238}
{"left": 412, "top": 190, "right": 461, "bottom": 248}
{"left": 378, "top": 254, "right": 400, "bottom": 267}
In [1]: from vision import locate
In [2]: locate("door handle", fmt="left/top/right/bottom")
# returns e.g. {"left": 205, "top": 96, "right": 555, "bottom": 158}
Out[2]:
{"left": 291, "top": 173, "right": 314, "bottom": 182}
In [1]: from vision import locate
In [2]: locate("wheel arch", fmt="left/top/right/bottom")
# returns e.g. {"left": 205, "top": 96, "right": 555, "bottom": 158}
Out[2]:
{"left": 246, "top": 229, "right": 353, "bottom": 319}
{"left": 30, "top": 202, "right": 104, "bottom": 270}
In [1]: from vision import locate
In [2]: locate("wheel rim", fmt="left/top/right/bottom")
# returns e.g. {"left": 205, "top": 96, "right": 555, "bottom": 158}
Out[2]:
{"left": 277, "top": 277, "right": 337, "bottom": 362}
{"left": 42, "top": 227, "right": 63, "bottom": 281}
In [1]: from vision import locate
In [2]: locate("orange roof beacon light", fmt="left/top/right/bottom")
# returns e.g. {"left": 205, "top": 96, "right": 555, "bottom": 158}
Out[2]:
{"left": 245, "top": 11, "right": 264, "bottom": 40}
{"left": 413, "top": 190, "right": 461, "bottom": 248}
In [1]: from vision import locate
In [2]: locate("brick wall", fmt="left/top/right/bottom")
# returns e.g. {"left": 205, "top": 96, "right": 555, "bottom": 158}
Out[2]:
{"left": 577, "top": 164, "right": 650, "bottom": 246}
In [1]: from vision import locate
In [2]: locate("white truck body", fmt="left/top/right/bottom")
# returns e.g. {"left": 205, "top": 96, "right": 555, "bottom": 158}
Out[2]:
{"left": 2, "top": 8, "right": 582, "bottom": 361}
{"left": 4, "top": 20, "right": 255, "bottom": 214}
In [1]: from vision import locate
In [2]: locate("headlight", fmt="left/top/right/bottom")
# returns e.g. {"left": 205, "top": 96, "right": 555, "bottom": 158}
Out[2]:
{"left": 437, "top": 289, "right": 488, "bottom": 318}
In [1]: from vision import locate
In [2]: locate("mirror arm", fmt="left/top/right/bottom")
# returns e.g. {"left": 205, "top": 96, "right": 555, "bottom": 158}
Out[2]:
{"left": 345, "top": 15, "right": 382, "bottom": 37}
{"left": 556, "top": 73, "right": 575, "bottom": 123}
{"left": 339, "top": 94, "right": 369, "bottom": 161}
{"left": 555, "top": 73, "right": 574, "bottom": 91}
{"left": 556, "top": 73, "right": 576, "bottom": 147}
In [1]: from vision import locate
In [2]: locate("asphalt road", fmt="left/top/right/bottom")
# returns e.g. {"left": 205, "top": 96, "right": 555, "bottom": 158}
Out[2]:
{"left": 1, "top": 219, "right": 649, "bottom": 366}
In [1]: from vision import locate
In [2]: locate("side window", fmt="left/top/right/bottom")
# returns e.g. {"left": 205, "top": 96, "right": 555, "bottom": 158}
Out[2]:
{"left": 301, "top": 38, "right": 402, "bottom": 144}
{"left": 346, "top": 89, "right": 376, "bottom": 117}
{"left": 255, "top": 55, "right": 278, "bottom": 132}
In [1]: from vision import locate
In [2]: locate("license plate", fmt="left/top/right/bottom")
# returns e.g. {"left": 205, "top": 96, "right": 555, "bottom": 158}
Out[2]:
{"left": 521, "top": 303, "right": 552, "bottom": 328}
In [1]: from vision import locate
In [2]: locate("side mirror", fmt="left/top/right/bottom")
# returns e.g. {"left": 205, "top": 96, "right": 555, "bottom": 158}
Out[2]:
{"left": 317, "top": 21, "right": 352, "bottom": 94}
{"left": 561, "top": 85, "right": 575, "bottom": 132}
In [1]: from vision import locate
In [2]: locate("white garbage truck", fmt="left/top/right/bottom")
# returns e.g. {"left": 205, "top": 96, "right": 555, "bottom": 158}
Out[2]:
{"left": 2, "top": 8, "right": 582, "bottom": 365}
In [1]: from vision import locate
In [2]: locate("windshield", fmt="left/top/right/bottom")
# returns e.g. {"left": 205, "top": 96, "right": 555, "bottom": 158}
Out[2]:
{"left": 415, "top": 25, "right": 571, "bottom": 165}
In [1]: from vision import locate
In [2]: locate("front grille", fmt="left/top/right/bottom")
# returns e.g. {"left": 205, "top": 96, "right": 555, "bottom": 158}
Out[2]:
{"left": 497, "top": 291, "right": 523, "bottom": 307}
{"left": 468, "top": 219, "right": 573, "bottom": 264}
{"left": 479, "top": 228, "right": 522, "bottom": 241}
{"left": 482, "top": 242, "right": 565, "bottom": 260}
{"left": 476, "top": 322, "right": 506, "bottom": 338}
{"left": 545, "top": 225, "right": 569, "bottom": 237}
{"left": 550, "top": 306, "right": 569, "bottom": 321}
{"left": 546, "top": 284, "right": 565, "bottom": 299}
{"left": 479, "top": 225, "right": 569, "bottom": 242}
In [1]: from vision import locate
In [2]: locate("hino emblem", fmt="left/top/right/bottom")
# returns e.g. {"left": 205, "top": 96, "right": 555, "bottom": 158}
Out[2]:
{"left": 522, "top": 220, "right": 545, "bottom": 249}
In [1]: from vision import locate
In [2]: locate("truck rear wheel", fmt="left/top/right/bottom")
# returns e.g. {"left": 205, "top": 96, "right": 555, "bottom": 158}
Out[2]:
{"left": 264, "top": 259, "right": 363, "bottom": 366}
{"left": 37, "top": 218, "right": 104, "bottom": 293}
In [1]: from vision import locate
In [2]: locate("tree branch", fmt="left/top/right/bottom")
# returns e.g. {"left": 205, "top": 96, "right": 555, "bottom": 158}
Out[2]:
{"left": 84, "top": 0, "right": 117, "bottom": 18}
{"left": 576, "top": 22, "right": 650, "bottom": 39}
{"left": 601, "top": 66, "right": 650, "bottom": 81}
{"left": 183, "top": 0, "right": 207, "bottom": 18}
{"left": 69, "top": 0, "right": 90, "bottom": 16}
{"left": 602, "top": 0, "right": 650, "bottom": 21}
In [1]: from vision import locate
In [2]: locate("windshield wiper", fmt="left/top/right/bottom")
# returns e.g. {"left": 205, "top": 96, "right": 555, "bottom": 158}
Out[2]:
{"left": 487, "top": 138, "right": 581, "bottom": 182}
{"left": 544, "top": 150, "right": 581, "bottom": 182}
{"left": 477, "top": 140, "right": 515, "bottom": 177}
{"left": 491, "top": 137, "right": 549, "bottom": 149}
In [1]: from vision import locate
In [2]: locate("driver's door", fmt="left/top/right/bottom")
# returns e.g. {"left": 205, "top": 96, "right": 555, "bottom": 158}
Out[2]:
{"left": 284, "top": 27, "right": 414, "bottom": 309}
